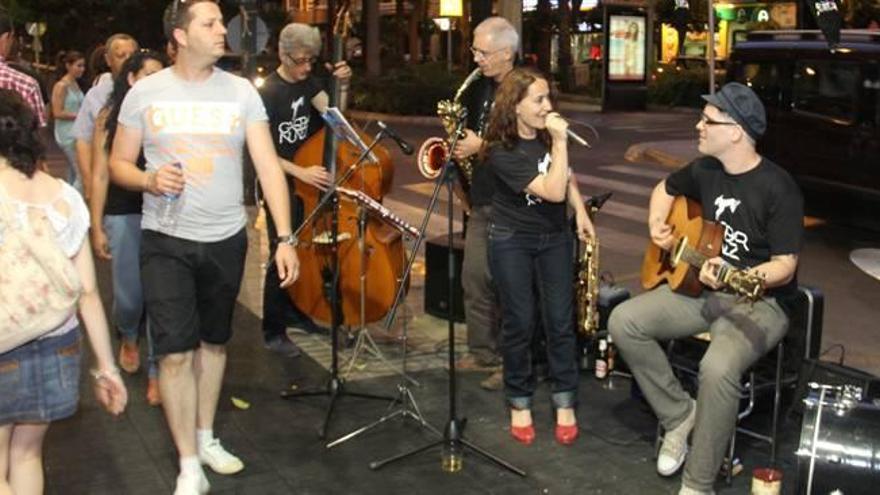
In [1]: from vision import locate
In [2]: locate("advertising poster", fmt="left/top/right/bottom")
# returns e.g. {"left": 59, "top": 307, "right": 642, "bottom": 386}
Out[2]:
{"left": 608, "top": 15, "right": 646, "bottom": 82}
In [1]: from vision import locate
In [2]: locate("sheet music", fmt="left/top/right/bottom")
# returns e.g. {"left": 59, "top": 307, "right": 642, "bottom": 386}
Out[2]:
{"left": 321, "top": 107, "right": 378, "bottom": 163}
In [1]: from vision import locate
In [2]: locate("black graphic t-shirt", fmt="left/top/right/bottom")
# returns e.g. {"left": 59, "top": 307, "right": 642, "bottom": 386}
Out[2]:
{"left": 489, "top": 138, "right": 567, "bottom": 233}
{"left": 460, "top": 77, "right": 497, "bottom": 206}
{"left": 665, "top": 156, "right": 804, "bottom": 295}
{"left": 258, "top": 71, "right": 325, "bottom": 188}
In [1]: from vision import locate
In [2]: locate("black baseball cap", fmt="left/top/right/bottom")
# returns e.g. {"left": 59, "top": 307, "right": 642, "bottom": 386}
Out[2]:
{"left": 702, "top": 82, "right": 766, "bottom": 141}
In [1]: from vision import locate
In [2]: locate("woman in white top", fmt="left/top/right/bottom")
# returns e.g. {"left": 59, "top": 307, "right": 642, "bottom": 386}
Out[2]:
{"left": 0, "top": 89, "right": 126, "bottom": 495}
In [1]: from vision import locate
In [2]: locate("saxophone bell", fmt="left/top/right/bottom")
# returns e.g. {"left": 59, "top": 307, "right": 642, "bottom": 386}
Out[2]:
{"left": 417, "top": 137, "right": 448, "bottom": 180}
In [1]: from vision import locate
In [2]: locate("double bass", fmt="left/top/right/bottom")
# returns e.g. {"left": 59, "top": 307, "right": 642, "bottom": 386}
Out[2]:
{"left": 288, "top": 3, "right": 405, "bottom": 327}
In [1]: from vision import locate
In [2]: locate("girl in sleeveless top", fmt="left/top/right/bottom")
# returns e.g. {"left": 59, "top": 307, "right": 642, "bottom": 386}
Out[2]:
{"left": 0, "top": 89, "right": 126, "bottom": 494}
{"left": 51, "top": 51, "right": 85, "bottom": 193}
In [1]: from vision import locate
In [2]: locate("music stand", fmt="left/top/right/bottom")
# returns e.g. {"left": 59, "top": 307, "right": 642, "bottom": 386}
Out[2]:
{"left": 280, "top": 113, "right": 399, "bottom": 439}
{"left": 333, "top": 188, "right": 419, "bottom": 385}
{"left": 355, "top": 110, "right": 526, "bottom": 476}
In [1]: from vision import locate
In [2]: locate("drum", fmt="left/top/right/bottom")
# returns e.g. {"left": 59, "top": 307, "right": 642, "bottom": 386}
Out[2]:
{"left": 796, "top": 383, "right": 880, "bottom": 494}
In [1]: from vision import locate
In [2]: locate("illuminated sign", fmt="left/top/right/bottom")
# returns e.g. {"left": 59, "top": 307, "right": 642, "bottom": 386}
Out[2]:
{"left": 607, "top": 15, "right": 646, "bottom": 82}
{"left": 523, "top": 0, "right": 598, "bottom": 11}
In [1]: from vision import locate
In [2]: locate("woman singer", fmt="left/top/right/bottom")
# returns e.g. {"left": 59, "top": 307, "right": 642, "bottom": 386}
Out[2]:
{"left": 483, "top": 67, "right": 594, "bottom": 446}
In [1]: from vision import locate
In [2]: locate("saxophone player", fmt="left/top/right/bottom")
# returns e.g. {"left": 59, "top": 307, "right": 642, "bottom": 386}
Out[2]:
{"left": 452, "top": 17, "right": 518, "bottom": 390}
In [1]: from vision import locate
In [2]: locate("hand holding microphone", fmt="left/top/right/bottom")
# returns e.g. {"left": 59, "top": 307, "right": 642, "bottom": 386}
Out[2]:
{"left": 545, "top": 112, "right": 591, "bottom": 148}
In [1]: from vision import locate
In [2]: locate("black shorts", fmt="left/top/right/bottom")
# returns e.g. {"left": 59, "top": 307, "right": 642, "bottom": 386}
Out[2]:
{"left": 141, "top": 228, "right": 248, "bottom": 356}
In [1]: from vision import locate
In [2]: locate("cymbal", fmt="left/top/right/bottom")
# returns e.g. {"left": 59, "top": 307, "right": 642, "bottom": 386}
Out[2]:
{"left": 850, "top": 248, "right": 880, "bottom": 281}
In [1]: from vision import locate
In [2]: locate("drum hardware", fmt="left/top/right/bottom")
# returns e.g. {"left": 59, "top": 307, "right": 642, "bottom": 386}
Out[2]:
{"left": 797, "top": 382, "right": 880, "bottom": 494}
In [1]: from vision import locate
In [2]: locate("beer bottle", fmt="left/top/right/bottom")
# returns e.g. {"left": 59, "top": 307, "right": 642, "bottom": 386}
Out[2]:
{"left": 595, "top": 338, "right": 608, "bottom": 380}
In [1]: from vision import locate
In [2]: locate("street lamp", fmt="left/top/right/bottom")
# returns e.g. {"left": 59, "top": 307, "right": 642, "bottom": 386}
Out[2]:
{"left": 440, "top": 0, "right": 463, "bottom": 73}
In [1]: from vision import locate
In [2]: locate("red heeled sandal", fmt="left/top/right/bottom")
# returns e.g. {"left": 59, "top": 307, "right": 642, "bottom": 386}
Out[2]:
{"left": 555, "top": 423, "right": 579, "bottom": 445}
{"left": 511, "top": 423, "right": 536, "bottom": 445}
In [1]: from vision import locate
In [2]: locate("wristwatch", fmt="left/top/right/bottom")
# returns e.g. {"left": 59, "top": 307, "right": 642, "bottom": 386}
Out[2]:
{"left": 276, "top": 234, "right": 298, "bottom": 246}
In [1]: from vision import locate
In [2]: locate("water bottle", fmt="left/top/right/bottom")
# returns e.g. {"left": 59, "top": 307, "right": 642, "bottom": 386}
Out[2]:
{"left": 156, "top": 162, "right": 182, "bottom": 227}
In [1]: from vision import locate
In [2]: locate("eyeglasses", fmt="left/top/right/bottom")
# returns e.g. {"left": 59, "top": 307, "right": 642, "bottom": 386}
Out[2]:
{"left": 469, "top": 45, "right": 504, "bottom": 60}
{"left": 700, "top": 113, "right": 739, "bottom": 127}
{"left": 286, "top": 54, "right": 318, "bottom": 66}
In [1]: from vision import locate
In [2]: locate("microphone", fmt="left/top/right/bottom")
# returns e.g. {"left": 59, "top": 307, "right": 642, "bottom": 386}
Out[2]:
{"left": 377, "top": 121, "right": 414, "bottom": 155}
{"left": 566, "top": 129, "right": 591, "bottom": 148}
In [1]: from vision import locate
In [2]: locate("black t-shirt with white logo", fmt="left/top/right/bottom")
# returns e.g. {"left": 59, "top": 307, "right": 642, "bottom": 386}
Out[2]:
{"left": 258, "top": 71, "right": 324, "bottom": 191}
{"left": 665, "top": 156, "right": 804, "bottom": 295}
{"left": 489, "top": 138, "right": 567, "bottom": 233}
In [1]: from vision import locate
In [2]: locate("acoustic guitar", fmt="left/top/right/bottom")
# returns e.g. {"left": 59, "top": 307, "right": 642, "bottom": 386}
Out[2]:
{"left": 640, "top": 196, "right": 765, "bottom": 301}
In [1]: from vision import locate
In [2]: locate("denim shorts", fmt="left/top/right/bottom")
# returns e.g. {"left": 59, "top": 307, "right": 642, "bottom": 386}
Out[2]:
{"left": 0, "top": 328, "right": 81, "bottom": 425}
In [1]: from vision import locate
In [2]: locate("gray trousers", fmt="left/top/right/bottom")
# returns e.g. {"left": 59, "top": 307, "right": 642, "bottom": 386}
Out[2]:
{"left": 462, "top": 205, "right": 499, "bottom": 364}
{"left": 608, "top": 284, "right": 788, "bottom": 491}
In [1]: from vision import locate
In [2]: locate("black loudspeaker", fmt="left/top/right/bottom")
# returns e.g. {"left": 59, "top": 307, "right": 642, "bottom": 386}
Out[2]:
{"left": 424, "top": 232, "right": 466, "bottom": 323}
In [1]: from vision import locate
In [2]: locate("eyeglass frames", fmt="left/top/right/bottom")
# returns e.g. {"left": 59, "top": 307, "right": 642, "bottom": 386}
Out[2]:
{"left": 700, "top": 113, "right": 739, "bottom": 127}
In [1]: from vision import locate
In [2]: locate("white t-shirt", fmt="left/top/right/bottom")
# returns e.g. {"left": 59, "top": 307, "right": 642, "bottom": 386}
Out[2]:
{"left": 118, "top": 66, "right": 268, "bottom": 242}
{"left": 0, "top": 180, "right": 88, "bottom": 337}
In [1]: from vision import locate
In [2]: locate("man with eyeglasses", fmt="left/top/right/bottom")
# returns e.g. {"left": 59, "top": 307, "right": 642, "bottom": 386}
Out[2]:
{"left": 109, "top": 2, "right": 298, "bottom": 493}
{"left": 255, "top": 22, "right": 352, "bottom": 356}
{"left": 608, "top": 82, "right": 804, "bottom": 495}
{"left": 452, "top": 16, "right": 518, "bottom": 391}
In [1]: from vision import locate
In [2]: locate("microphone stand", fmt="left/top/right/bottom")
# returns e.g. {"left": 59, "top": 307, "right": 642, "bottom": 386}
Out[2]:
{"left": 280, "top": 129, "right": 400, "bottom": 440}
{"left": 364, "top": 111, "right": 526, "bottom": 477}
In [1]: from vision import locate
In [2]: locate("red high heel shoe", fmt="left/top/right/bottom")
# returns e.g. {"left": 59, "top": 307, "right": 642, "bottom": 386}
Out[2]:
{"left": 555, "top": 423, "right": 579, "bottom": 445}
{"left": 511, "top": 424, "right": 535, "bottom": 445}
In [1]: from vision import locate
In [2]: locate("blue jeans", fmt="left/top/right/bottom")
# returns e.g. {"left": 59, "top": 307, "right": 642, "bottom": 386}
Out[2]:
{"left": 58, "top": 140, "right": 82, "bottom": 194}
{"left": 104, "top": 214, "right": 144, "bottom": 340}
{"left": 488, "top": 223, "right": 578, "bottom": 410}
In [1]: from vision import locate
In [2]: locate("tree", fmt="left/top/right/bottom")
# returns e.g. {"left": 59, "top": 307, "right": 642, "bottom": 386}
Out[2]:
{"left": 364, "top": 0, "right": 380, "bottom": 77}
{"left": 407, "top": 0, "right": 425, "bottom": 64}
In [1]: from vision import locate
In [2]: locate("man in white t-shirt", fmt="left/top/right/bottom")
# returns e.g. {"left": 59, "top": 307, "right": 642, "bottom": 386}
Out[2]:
{"left": 109, "top": 2, "right": 299, "bottom": 494}
{"left": 71, "top": 33, "right": 138, "bottom": 200}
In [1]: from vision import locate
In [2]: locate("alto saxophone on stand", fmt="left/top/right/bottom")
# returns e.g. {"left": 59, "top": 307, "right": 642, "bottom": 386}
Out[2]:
{"left": 417, "top": 68, "right": 482, "bottom": 191}
{"left": 575, "top": 192, "right": 612, "bottom": 336}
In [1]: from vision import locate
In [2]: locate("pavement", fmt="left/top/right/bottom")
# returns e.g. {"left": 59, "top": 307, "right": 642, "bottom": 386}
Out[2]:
{"left": 33, "top": 103, "right": 879, "bottom": 494}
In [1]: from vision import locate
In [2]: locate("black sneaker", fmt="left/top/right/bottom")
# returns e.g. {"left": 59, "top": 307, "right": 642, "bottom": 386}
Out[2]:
{"left": 287, "top": 319, "right": 329, "bottom": 336}
{"left": 264, "top": 335, "right": 302, "bottom": 357}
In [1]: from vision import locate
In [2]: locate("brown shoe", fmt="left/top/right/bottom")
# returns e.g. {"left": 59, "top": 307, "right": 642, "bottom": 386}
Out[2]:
{"left": 118, "top": 340, "right": 140, "bottom": 374}
{"left": 146, "top": 377, "right": 162, "bottom": 406}
{"left": 480, "top": 369, "right": 503, "bottom": 391}
{"left": 455, "top": 353, "right": 499, "bottom": 372}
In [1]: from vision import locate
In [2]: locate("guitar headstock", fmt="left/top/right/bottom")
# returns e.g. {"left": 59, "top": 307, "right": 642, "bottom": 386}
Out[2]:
{"left": 726, "top": 270, "right": 765, "bottom": 302}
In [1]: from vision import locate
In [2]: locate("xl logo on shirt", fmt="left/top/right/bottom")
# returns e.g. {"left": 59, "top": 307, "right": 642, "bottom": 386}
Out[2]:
{"left": 278, "top": 96, "right": 310, "bottom": 145}
{"left": 713, "top": 194, "right": 749, "bottom": 261}
{"left": 147, "top": 101, "right": 241, "bottom": 135}
{"left": 524, "top": 152, "right": 552, "bottom": 206}
{"left": 714, "top": 195, "right": 741, "bottom": 220}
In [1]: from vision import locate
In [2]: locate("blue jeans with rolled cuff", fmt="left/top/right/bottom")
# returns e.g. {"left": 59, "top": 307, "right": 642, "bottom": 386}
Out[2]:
{"left": 488, "top": 223, "right": 578, "bottom": 410}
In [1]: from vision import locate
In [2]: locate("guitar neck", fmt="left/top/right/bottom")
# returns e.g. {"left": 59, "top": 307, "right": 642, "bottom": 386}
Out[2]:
{"left": 677, "top": 245, "right": 732, "bottom": 283}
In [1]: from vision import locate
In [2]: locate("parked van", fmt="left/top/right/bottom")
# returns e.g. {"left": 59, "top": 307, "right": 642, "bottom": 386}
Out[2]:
{"left": 727, "top": 30, "right": 880, "bottom": 230}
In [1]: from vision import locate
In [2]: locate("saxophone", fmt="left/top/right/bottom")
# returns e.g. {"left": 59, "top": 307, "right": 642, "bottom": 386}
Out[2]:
{"left": 417, "top": 68, "right": 483, "bottom": 188}
{"left": 576, "top": 235, "right": 600, "bottom": 336}
{"left": 575, "top": 193, "right": 611, "bottom": 336}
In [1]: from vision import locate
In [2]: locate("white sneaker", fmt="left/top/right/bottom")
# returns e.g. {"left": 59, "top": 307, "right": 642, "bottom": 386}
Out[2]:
{"left": 198, "top": 438, "right": 244, "bottom": 475}
{"left": 657, "top": 399, "right": 697, "bottom": 476}
{"left": 173, "top": 471, "right": 210, "bottom": 495}
{"left": 678, "top": 484, "right": 715, "bottom": 495}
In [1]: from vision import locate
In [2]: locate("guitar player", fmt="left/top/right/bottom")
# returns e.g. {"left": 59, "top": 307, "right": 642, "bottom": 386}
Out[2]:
{"left": 607, "top": 82, "right": 804, "bottom": 495}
